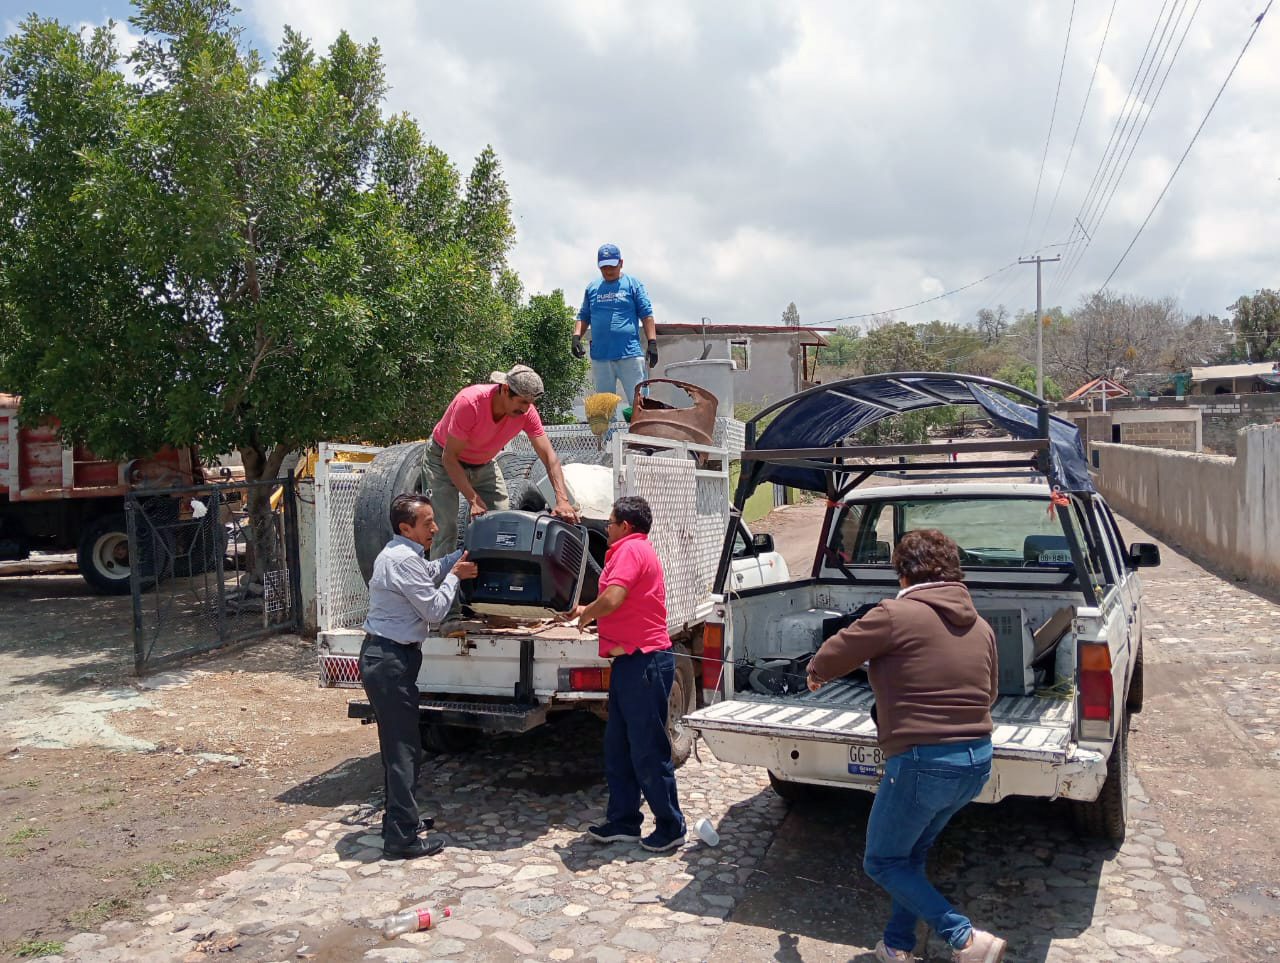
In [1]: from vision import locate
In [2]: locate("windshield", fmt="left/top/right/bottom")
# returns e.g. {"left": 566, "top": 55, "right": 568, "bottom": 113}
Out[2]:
{"left": 831, "top": 496, "right": 1074, "bottom": 569}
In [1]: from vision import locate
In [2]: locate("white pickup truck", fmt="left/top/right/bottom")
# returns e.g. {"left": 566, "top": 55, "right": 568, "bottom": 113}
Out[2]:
{"left": 685, "top": 372, "right": 1160, "bottom": 841}
{"left": 314, "top": 418, "right": 788, "bottom": 764}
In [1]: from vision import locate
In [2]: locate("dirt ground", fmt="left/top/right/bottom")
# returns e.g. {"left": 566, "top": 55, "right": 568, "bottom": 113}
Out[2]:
{"left": 0, "top": 569, "right": 377, "bottom": 961}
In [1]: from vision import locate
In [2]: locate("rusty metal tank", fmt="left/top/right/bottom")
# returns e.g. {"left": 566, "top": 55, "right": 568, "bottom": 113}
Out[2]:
{"left": 627, "top": 378, "right": 719, "bottom": 447}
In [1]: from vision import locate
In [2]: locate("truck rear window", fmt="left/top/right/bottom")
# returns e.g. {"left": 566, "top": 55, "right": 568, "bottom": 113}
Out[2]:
{"left": 832, "top": 497, "right": 1073, "bottom": 569}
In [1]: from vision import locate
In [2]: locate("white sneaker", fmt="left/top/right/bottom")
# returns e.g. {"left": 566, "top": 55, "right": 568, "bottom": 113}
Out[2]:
{"left": 952, "top": 929, "right": 1006, "bottom": 963}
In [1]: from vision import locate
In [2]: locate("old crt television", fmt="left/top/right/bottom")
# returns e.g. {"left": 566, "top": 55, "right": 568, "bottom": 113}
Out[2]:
{"left": 462, "top": 510, "right": 590, "bottom": 617}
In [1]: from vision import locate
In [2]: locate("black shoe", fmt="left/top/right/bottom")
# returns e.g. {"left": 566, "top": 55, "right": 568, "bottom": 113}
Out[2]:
{"left": 419, "top": 817, "right": 435, "bottom": 832}
{"left": 383, "top": 836, "right": 444, "bottom": 860}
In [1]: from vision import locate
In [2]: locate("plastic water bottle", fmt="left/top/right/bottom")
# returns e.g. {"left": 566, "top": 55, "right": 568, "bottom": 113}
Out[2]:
{"left": 381, "top": 905, "right": 451, "bottom": 938}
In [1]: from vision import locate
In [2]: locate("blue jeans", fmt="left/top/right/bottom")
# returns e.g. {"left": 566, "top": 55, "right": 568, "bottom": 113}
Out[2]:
{"left": 592, "top": 355, "right": 647, "bottom": 406}
{"left": 863, "top": 738, "right": 992, "bottom": 952}
{"left": 603, "top": 650, "right": 684, "bottom": 837}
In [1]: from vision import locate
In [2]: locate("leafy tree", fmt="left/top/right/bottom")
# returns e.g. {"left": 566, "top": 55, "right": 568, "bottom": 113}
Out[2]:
{"left": 858, "top": 321, "right": 940, "bottom": 374}
{"left": 508, "top": 289, "right": 589, "bottom": 423}
{"left": 815, "top": 325, "right": 860, "bottom": 376}
{"left": 781, "top": 301, "right": 800, "bottom": 327}
{"left": 1229, "top": 289, "right": 1280, "bottom": 361}
{"left": 994, "top": 362, "right": 1063, "bottom": 401}
{"left": 0, "top": 3, "right": 566, "bottom": 577}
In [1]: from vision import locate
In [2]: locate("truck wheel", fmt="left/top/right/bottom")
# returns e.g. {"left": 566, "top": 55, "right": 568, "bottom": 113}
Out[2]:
{"left": 1126, "top": 642, "right": 1144, "bottom": 713}
{"left": 420, "top": 722, "right": 479, "bottom": 754}
{"left": 77, "top": 512, "right": 159, "bottom": 594}
{"left": 768, "top": 769, "right": 813, "bottom": 803}
{"left": 1072, "top": 713, "right": 1129, "bottom": 844}
{"left": 354, "top": 442, "right": 428, "bottom": 584}
{"left": 667, "top": 645, "right": 697, "bottom": 769}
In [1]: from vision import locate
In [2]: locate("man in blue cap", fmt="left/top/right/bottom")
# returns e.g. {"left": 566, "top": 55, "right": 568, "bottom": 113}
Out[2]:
{"left": 572, "top": 243, "right": 658, "bottom": 406}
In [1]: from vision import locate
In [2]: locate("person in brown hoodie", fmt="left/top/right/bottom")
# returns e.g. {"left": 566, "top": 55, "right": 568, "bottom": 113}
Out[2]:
{"left": 806, "top": 528, "right": 1006, "bottom": 963}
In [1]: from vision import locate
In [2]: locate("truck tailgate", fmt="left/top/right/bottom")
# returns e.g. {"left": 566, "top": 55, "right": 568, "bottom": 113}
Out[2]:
{"left": 687, "top": 678, "right": 1075, "bottom": 763}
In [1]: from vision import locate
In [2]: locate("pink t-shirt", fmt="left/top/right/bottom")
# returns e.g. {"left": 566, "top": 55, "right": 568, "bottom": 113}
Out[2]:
{"left": 432, "top": 384, "right": 545, "bottom": 464}
{"left": 596, "top": 533, "right": 670, "bottom": 657}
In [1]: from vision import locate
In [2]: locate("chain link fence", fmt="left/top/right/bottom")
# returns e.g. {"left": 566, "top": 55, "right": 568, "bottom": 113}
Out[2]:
{"left": 126, "top": 476, "right": 301, "bottom": 673}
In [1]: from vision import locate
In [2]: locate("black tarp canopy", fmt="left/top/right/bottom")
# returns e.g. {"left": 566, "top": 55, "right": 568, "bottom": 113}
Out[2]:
{"left": 739, "top": 372, "right": 1094, "bottom": 499}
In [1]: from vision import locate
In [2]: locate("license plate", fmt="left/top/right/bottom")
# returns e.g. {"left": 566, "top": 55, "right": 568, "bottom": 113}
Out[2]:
{"left": 848, "top": 744, "right": 884, "bottom": 778}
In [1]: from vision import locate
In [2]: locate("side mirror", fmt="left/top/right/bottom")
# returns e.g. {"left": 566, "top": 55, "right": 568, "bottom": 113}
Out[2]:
{"left": 751, "top": 532, "right": 775, "bottom": 553}
{"left": 1128, "top": 542, "right": 1161, "bottom": 568}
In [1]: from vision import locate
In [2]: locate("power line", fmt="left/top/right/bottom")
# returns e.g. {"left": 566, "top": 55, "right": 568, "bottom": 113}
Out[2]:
{"left": 1099, "top": 0, "right": 1274, "bottom": 289}
{"left": 1053, "top": 0, "right": 1200, "bottom": 298}
{"left": 1050, "top": 0, "right": 1179, "bottom": 293}
{"left": 1034, "top": 0, "right": 1119, "bottom": 252}
{"left": 818, "top": 260, "right": 1021, "bottom": 326}
{"left": 1019, "top": 0, "right": 1077, "bottom": 255}
{"left": 1052, "top": 0, "right": 1190, "bottom": 298}
{"left": 1066, "top": 0, "right": 1204, "bottom": 291}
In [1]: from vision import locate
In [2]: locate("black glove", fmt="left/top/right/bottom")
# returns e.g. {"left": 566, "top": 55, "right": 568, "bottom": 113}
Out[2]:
{"left": 646, "top": 339, "right": 658, "bottom": 369}
{"left": 571, "top": 333, "right": 586, "bottom": 359}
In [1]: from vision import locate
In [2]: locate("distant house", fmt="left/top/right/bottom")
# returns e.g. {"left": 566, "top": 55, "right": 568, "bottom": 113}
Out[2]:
{"left": 1063, "top": 377, "right": 1130, "bottom": 407}
{"left": 1189, "top": 362, "right": 1280, "bottom": 395}
{"left": 653, "top": 323, "right": 832, "bottom": 411}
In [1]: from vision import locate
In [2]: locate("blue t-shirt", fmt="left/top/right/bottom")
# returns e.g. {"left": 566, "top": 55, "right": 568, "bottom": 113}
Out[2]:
{"left": 577, "top": 274, "right": 653, "bottom": 361}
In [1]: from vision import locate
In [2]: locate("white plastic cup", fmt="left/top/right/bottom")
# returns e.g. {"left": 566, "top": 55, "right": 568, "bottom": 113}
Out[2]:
{"left": 692, "top": 817, "right": 719, "bottom": 847}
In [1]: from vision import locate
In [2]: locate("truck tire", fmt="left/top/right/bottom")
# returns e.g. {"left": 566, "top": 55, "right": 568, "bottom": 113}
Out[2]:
{"left": 354, "top": 442, "right": 428, "bottom": 584}
{"left": 77, "top": 511, "right": 160, "bottom": 594}
{"left": 1126, "top": 641, "right": 1144, "bottom": 713}
{"left": 767, "top": 769, "right": 813, "bottom": 803}
{"left": 420, "top": 721, "right": 480, "bottom": 754}
{"left": 667, "top": 645, "right": 697, "bottom": 769}
{"left": 1072, "top": 713, "right": 1129, "bottom": 844}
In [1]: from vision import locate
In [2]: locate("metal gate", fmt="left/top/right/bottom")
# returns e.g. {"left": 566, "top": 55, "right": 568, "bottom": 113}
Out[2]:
{"left": 126, "top": 476, "right": 301, "bottom": 673}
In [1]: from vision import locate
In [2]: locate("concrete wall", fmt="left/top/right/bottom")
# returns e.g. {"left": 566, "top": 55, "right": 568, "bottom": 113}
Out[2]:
{"left": 1090, "top": 424, "right": 1280, "bottom": 592}
{"left": 1064, "top": 408, "right": 1201, "bottom": 457}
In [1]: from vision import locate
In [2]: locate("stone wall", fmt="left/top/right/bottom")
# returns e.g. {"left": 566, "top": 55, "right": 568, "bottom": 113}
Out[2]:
{"left": 1090, "top": 424, "right": 1280, "bottom": 592}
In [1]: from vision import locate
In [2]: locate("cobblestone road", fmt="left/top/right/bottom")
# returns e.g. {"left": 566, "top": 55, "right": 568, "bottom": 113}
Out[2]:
{"left": 44, "top": 513, "right": 1278, "bottom": 963}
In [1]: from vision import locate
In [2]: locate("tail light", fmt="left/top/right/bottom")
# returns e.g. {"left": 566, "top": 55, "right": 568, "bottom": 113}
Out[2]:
{"left": 567, "top": 667, "right": 610, "bottom": 691}
{"left": 1078, "top": 642, "right": 1113, "bottom": 734}
{"left": 701, "top": 622, "right": 724, "bottom": 689}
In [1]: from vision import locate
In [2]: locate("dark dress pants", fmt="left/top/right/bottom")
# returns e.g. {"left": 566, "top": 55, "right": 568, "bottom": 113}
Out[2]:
{"left": 358, "top": 634, "right": 423, "bottom": 848}
{"left": 604, "top": 649, "right": 685, "bottom": 837}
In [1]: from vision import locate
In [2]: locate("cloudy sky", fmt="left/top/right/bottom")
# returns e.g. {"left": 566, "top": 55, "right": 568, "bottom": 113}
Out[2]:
{"left": 12, "top": 1, "right": 1279, "bottom": 332}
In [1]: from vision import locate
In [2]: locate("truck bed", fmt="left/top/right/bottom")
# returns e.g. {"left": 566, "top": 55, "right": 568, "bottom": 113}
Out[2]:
{"left": 688, "top": 676, "right": 1075, "bottom": 763}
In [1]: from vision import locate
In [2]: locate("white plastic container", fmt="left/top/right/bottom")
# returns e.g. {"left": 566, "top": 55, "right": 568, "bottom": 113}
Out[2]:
{"left": 692, "top": 817, "right": 720, "bottom": 847}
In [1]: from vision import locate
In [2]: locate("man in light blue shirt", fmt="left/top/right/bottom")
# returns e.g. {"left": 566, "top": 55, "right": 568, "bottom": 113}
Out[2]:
{"left": 572, "top": 243, "right": 659, "bottom": 405}
{"left": 360, "top": 493, "right": 476, "bottom": 860}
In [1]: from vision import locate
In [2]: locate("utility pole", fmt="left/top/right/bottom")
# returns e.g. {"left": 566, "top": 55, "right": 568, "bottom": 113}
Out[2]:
{"left": 1019, "top": 254, "right": 1061, "bottom": 398}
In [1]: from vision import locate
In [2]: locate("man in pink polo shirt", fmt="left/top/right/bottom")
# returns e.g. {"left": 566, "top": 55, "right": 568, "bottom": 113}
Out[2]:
{"left": 564, "top": 495, "right": 686, "bottom": 853}
{"left": 423, "top": 364, "right": 578, "bottom": 561}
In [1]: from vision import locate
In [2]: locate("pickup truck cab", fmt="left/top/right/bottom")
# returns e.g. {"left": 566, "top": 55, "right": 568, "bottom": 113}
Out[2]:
{"left": 685, "top": 372, "right": 1159, "bottom": 842}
